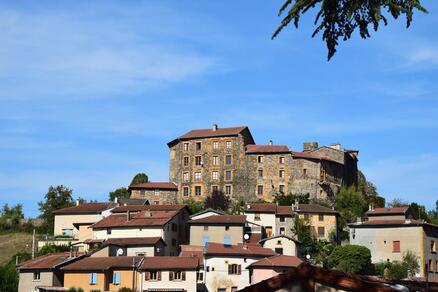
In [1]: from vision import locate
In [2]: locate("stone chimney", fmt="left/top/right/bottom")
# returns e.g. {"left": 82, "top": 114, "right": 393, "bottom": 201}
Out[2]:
{"left": 329, "top": 143, "right": 342, "bottom": 150}
{"left": 303, "top": 142, "right": 318, "bottom": 152}
{"left": 212, "top": 124, "right": 218, "bottom": 131}
{"left": 269, "top": 140, "right": 273, "bottom": 146}
{"left": 76, "top": 200, "right": 80, "bottom": 206}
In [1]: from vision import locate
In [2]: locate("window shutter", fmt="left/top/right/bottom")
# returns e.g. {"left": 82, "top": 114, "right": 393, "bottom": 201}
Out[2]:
{"left": 145, "top": 271, "right": 150, "bottom": 281}
{"left": 228, "top": 264, "right": 232, "bottom": 274}
{"left": 158, "top": 271, "right": 161, "bottom": 281}
{"left": 89, "top": 273, "right": 93, "bottom": 284}
{"left": 169, "top": 271, "right": 173, "bottom": 281}
{"left": 238, "top": 265, "right": 241, "bottom": 275}
{"left": 182, "top": 271, "right": 186, "bottom": 281}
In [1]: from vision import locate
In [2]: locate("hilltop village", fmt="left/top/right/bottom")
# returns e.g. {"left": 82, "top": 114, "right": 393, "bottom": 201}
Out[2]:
{"left": 17, "top": 125, "right": 438, "bottom": 292}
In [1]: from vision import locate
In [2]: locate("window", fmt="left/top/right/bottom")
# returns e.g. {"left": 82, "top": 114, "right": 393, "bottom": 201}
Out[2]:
{"left": 279, "top": 156, "right": 285, "bottom": 164}
{"left": 212, "top": 156, "right": 219, "bottom": 165}
{"left": 317, "top": 227, "right": 325, "bottom": 237}
{"left": 195, "top": 156, "right": 202, "bottom": 166}
{"left": 258, "top": 169, "right": 263, "bottom": 178}
{"left": 226, "top": 141, "right": 232, "bottom": 149}
{"left": 258, "top": 156, "right": 264, "bottom": 163}
{"left": 275, "top": 248, "right": 283, "bottom": 255}
{"left": 429, "top": 260, "right": 433, "bottom": 273}
{"left": 33, "top": 272, "right": 40, "bottom": 281}
{"left": 183, "top": 187, "right": 189, "bottom": 196}
{"left": 279, "top": 169, "right": 285, "bottom": 178}
{"left": 154, "top": 189, "right": 159, "bottom": 196}
{"left": 392, "top": 241, "right": 400, "bottom": 253}
{"left": 212, "top": 185, "right": 218, "bottom": 193}
{"left": 113, "top": 272, "right": 121, "bottom": 285}
{"left": 225, "top": 185, "right": 232, "bottom": 196}
{"left": 228, "top": 264, "right": 241, "bottom": 275}
{"left": 204, "top": 226, "right": 209, "bottom": 231}
{"left": 183, "top": 143, "right": 189, "bottom": 151}
{"left": 197, "top": 272, "right": 204, "bottom": 281}
{"left": 432, "top": 240, "right": 436, "bottom": 253}
{"left": 195, "top": 172, "right": 201, "bottom": 181}
{"left": 195, "top": 186, "right": 202, "bottom": 196}
{"left": 279, "top": 185, "right": 285, "bottom": 193}
{"left": 212, "top": 171, "right": 218, "bottom": 180}
{"left": 257, "top": 185, "right": 263, "bottom": 196}
{"left": 148, "top": 271, "right": 160, "bottom": 281}
{"left": 154, "top": 201, "right": 159, "bottom": 205}
{"left": 303, "top": 168, "right": 307, "bottom": 175}
{"left": 280, "top": 227, "right": 285, "bottom": 235}
{"left": 196, "top": 142, "right": 202, "bottom": 150}
{"left": 89, "top": 272, "right": 98, "bottom": 285}
{"left": 183, "top": 156, "right": 189, "bottom": 166}
{"left": 183, "top": 172, "right": 189, "bottom": 182}
{"left": 170, "top": 271, "right": 185, "bottom": 281}
{"left": 279, "top": 216, "right": 285, "bottom": 222}
{"left": 213, "top": 141, "right": 219, "bottom": 149}
{"left": 62, "top": 228, "right": 73, "bottom": 237}
{"left": 217, "top": 289, "right": 226, "bottom": 292}
{"left": 225, "top": 225, "right": 230, "bottom": 231}
{"left": 254, "top": 212, "right": 261, "bottom": 221}
{"left": 224, "top": 235, "right": 231, "bottom": 245}
{"left": 318, "top": 214, "right": 324, "bottom": 221}
{"left": 225, "top": 171, "right": 232, "bottom": 181}
{"left": 225, "top": 155, "right": 232, "bottom": 165}
{"left": 202, "top": 236, "right": 209, "bottom": 246}
{"left": 107, "top": 228, "right": 112, "bottom": 235}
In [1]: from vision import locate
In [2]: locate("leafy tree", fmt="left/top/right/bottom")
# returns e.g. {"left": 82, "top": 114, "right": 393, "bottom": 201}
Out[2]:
{"left": 38, "top": 185, "right": 74, "bottom": 234}
{"left": 38, "top": 244, "right": 70, "bottom": 256}
{"left": 327, "top": 244, "right": 371, "bottom": 274}
{"left": 387, "top": 198, "right": 409, "bottom": 208}
{"left": 335, "top": 186, "right": 367, "bottom": 225}
{"left": 311, "top": 239, "right": 334, "bottom": 267}
{"left": 229, "top": 197, "right": 246, "bottom": 215}
{"left": 108, "top": 187, "right": 130, "bottom": 202}
{"left": 183, "top": 198, "right": 204, "bottom": 215}
{"left": 273, "top": 192, "right": 309, "bottom": 206}
{"left": 272, "top": 0, "right": 427, "bottom": 60}
{"left": 68, "top": 288, "right": 85, "bottom": 292}
{"left": 118, "top": 288, "right": 134, "bottom": 292}
{"left": 374, "top": 261, "right": 391, "bottom": 276}
{"left": 429, "top": 200, "right": 438, "bottom": 225}
{"left": 357, "top": 170, "right": 378, "bottom": 197}
{"left": 408, "top": 202, "right": 430, "bottom": 221}
{"left": 130, "top": 173, "right": 149, "bottom": 185}
{"left": 384, "top": 261, "right": 407, "bottom": 280}
{"left": 0, "top": 203, "right": 25, "bottom": 232}
{"left": 366, "top": 195, "right": 386, "bottom": 209}
{"left": 402, "top": 250, "right": 419, "bottom": 279}
{"left": 0, "top": 261, "right": 19, "bottom": 292}
{"left": 204, "top": 190, "right": 230, "bottom": 211}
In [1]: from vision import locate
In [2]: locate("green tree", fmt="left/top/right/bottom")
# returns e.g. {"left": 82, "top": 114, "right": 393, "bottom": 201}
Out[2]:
{"left": 0, "top": 203, "right": 24, "bottom": 232}
{"left": 272, "top": 0, "right": 427, "bottom": 60}
{"left": 204, "top": 190, "right": 230, "bottom": 211}
{"left": 38, "top": 185, "right": 74, "bottom": 234}
{"left": 38, "top": 244, "right": 70, "bottom": 256}
{"left": 327, "top": 245, "right": 371, "bottom": 274}
{"left": 402, "top": 250, "right": 419, "bottom": 279}
{"left": 108, "top": 187, "right": 130, "bottom": 202}
{"left": 409, "top": 202, "right": 430, "bottom": 221}
{"left": 273, "top": 193, "right": 309, "bottom": 206}
{"left": 183, "top": 198, "right": 204, "bottom": 215}
{"left": 384, "top": 261, "right": 407, "bottom": 280}
{"left": 429, "top": 200, "right": 438, "bottom": 225}
{"left": 130, "top": 173, "right": 149, "bottom": 185}
{"left": 335, "top": 186, "right": 367, "bottom": 225}
{"left": 387, "top": 198, "right": 409, "bottom": 208}
{"left": 357, "top": 170, "right": 378, "bottom": 197}
{"left": 229, "top": 197, "right": 245, "bottom": 215}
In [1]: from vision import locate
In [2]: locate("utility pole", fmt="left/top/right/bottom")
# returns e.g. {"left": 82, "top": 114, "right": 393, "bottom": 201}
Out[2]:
{"left": 32, "top": 229, "right": 36, "bottom": 259}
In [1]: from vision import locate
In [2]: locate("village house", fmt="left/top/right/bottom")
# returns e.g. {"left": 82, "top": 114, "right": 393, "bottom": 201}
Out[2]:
{"left": 258, "top": 235, "right": 300, "bottom": 256}
{"left": 203, "top": 242, "right": 276, "bottom": 292}
{"left": 90, "top": 237, "right": 166, "bottom": 257}
{"left": 247, "top": 255, "right": 303, "bottom": 285}
{"left": 129, "top": 182, "right": 178, "bottom": 205}
{"left": 349, "top": 206, "right": 438, "bottom": 278}
{"left": 18, "top": 252, "right": 85, "bottom": 292}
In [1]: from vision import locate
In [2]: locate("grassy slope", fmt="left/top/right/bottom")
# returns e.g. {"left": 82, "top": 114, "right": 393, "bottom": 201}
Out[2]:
{"left": 0, "top": 233, "right": 33, "bottom": 265}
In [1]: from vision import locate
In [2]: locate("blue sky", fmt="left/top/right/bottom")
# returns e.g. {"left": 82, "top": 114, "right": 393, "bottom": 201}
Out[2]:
{"left": 1, "top": 1, "right": 437, "bottom": 217}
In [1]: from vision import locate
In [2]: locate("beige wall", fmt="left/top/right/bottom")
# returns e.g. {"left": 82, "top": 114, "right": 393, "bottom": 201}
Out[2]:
{"left": 261, "top": 237, "right": 298, "bottom": 256}
{"left": 108, "top": 269, "right": 139, "bottom": 291}
{"left": 54, "top": 213, "right": 103, "bottom": 238}
{"left": 190, "top": 225, "right": 243, "bottom": 246}
{"left": 139, "top": 270, "right": 197, "bottom": 292}
{"left": 19, "top": 271, "right": 56, "bottom": 292}
{"left": 251, "top": 267, "right": 294, "bottom": 285}
{"left": 298, "top": 213, "right": 337, "bottom": 241}
{"left": 64, "top": 272, "right": 106, "bottom": 291}
{"left": 245, "top": 212, "right": 276, "bottom": 236}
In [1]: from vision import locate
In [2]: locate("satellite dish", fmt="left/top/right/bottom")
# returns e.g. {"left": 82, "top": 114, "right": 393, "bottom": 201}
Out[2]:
{"left": 117, "top": 248, "right": 124, "bottom": 256}
{"left": 243, "top": 234, "right": 250, "bottom": 240}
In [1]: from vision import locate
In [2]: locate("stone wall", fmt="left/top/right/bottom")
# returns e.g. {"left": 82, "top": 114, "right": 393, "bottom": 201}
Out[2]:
{"left": 130, "top": 189, "right": 177, "bottom": 204}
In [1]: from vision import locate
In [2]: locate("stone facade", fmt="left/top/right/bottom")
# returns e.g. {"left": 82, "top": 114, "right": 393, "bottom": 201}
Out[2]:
{"left": 129, "top": 182, "right": 178, "bottom": 205}
{"left": 168, "top": 125, "right": 358, "bottom": 202}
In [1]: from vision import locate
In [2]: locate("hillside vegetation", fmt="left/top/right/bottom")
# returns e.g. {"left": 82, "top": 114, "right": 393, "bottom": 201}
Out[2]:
{"left": 0, "top": 233, "right": 33, "bottom": 265}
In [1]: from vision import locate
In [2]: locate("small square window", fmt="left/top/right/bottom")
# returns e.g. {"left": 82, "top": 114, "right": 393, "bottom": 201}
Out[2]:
{"left": 204, "top": 226, "right": 209, "bottom": 231}
{"left": 258, "top": 156, "right": 264, "bottom": 163}
{"left": 279, "top": 216, "right": 285, "bottom": 222}
{"left": 226, "top": 141, "right": 232, "bottom": 149}
{"left": 183, "top": 172, "right": 189, "bottom": 182}
{"left": 107, "top": 228, "right": 112, "bottom": 235}
{"left": 195, "top": 172, "right": 201, "bottom": 181}
{"left": 33, "top": 272, "right": 40, "bottom": 281}
{"left": 183, "top": 187, "right": 189, "bottom": 196}
{"left": 318, "top": 214, "right": 324, "bottom": 221}
{"left": 225, "top": 226, "right": 230, "bottom": 231}
{"left": 279, "top": 157, "right": 285, "bottom": 164}
{"left": 213, "top": 141, "right": 219, "bottom": 149}
{"left": 254, "top": 212, "right": 261, "bottom": 221}
{"left": 154, "top": 189, "right": 159, "bottom": 196}
{"left": 212, "top": 171, "right": 219, "bottom": 180}
{"left": 225, "top": 185, "right": 232, "bottom": 196}
{"left": 195, "top": 186, "right": 202, "bottom": 196}
{"left": 212, "top": 156, "right": 219, "bottom": 165}
{"left": 225, "top": 170, "right": 232, "bottom": 181}
{"left": 183, "top": 156, "right": 189, "bottom": 166}
{"left": 279, "top": 169, "right": 285, "bottom": 178}
{"left": 212, "top": 185, "right": 219, "bottom": 193}
{"left": 279, "top": 185, "right": 285, "bottom": 193}
{"left": 225, "top": 155, "right": 232, "bottom": 165}
{"left": 258, "top": 169, "right": 263, "bottom": 178}
{"left": 183, "top": 143, "right": 189, "bottom": 151}
{"left": 317, "top": 227, "right": 325, "bottom": 237}
{"left": 195, "top": 156, "right": 202, "bottom": 166}
{"left": 303, "top": 168, "right": 307, "bottom": 175}
{"left": 280, "top": 227, "right": 285, "bottom": 234}
{"left": 257, "top": 185, "right": 263, "bottom": 196}
{"left": 304, "top": 214, "right": 309, "bottom": 220}
{"left": 196, "top": 142, "right": 202, "bottom": 150}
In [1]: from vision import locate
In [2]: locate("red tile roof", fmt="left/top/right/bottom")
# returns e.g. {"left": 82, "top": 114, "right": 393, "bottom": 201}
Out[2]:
{"left": 246, "top": 145, "right": 290, "bottom": 154}
{"left": 18, "top": 253, "right": 83, "bottom": 270}
{"left": 205, "top": 242, "right": 275, "bottom": 257}
{"left": 245, "top": 203, "right": 335, "bottom": 216}
{"left": 178, "top": 126, "right": 248, "bottom": 140}
{"left": 248, "top": 255, "right": 303, "bottom": 268}
{"left": 179, "top": 245, "right": 204, "bottom": 264}
{"left": 189, "top": 215, "right": 246, "bottom": 225}
{"left": 296, "top": 204, "right": 338, "bottom": 214}
{"left": 291, "top": 151, "right": 321, "bottom": 160}
{"left": 366, "top": 207, "right": 409, "bottom": 216}
{"left": 62, "top": 256, "right": 142, "bottom": 271}
{"left": 53, "top": 202, "right": 114, "bottom": 215}
{"left": 103, "top": 237, "right": 164, "bottom": 246}
{"left": 276, "top": 206, "right": 293, "bottom": 216}
{"left": 244, "top": 203, "right": 277, "bottom": 213}
{"left": 111, "top": 204, "right": 188, "bottom": 214}
{"left": 349, "top": 219, "right": 433, "bottom": 228}
{"left": 139, "top": 256, "right": 199, "bottom": 270}
{"left": 91, "top": 212, "right": 176, "bottom": 229}
{"left": 128, "top": 182, "right": 177, "bottom": 190}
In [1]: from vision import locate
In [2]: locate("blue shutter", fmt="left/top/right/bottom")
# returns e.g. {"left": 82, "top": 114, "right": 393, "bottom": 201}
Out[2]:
{"left": 114, "top": 272, "right": 120, "bottom": 284}
{"left": 202, "top": 236, "right": 209, "bottom": 247}
{"left": 224, "top": 236, "right": 231, "bottom": 245}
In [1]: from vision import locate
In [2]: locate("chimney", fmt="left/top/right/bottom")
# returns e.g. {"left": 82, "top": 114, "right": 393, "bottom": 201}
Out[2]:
{"left": 329, "top": 143, "right": 342, "bottom": 150}
{"left": 114, "top": 197, "right": 118, "bottom": 204}
{"left": 269, "top": 140, "right": 273, "bottom": 146}
{"left": 76, "top": 200, "right": 80, "bottom": 206}
{"left": 368, "top": 203, "right": 374, "bottom": 211}
{"left": 212, "top": 124, "right": 218, "bottom": 131}
{"left": 127, "top": 210, "right": 131, "bottom": 221}
{"left": 303, "top": 142, "right": 318, "bottom": 152}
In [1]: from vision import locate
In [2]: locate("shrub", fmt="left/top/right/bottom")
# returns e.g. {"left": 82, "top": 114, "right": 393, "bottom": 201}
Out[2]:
{"left": 373, "top": 262, "right": 391, "bottom": 276}
{"left": 68, "top": 288, "right": 84, "bottom": 292}
{"left": 384, "top": 261, "right": 408, "bottom": 280}
{"left": 118, "top": 288, "right": 133, "bottom": 292}
{"left": 402, "top": 250, "right": 419, "bottom": 278}
{"left": 327, "top": 245, "right": 371, "bottom": 274}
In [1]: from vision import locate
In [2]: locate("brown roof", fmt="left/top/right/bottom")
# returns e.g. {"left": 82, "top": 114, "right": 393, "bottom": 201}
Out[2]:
{"left": 248, "top": 255, "right": 303, "bottom": 268}
{"left": 291, "top": 151, "right": 321, "bottom": 160}
{"left": 189, "top": 215, "right": 246, "bottom": 225}
{"left": 62, "top": 256, "right": 142, "bottom": 271}
{"left": 239, "top": 263, "right": 404, "bottom": 292}
{"left": 18, "top": 253, "right": 83, "bottom": 270}
{"left": 245, "top": 203, "right": 277, "bottom": 213}
{"left": 128, "top": 182, "right": 177, "bottom": 190}
{"left": 104, "top": 237, "right": 164, "bottom": 247}
{"left": 178, "top": 126, "right": 247, "bottom": 140}
{"left": 91, "top": 212, "right": 176, "bottom": 229}
{"left": 139, "top": 256, "right": 199, "bottom": 270}
{"left": 179, "top": 245, "right": 204, "bottom": 264}
{"left": 349, "top": 219, "right": 438, "bottom": 229}
{"left": 296, "top": 204, "right": 338, "bottom": 214}
{"left": 116, "top": 198, "right": 149, "bottom": 206}
{"left": 366, "top": 207, "right": 409, "bottom": 216}
{"left": 276, "top": 206, "right": 293, "bottom": 216}
{"left": 205, "top": 242, "right": 275, "bottom": 257}
{"left": 111, "top": 204, "right": 188, "bottom": 214}
{"left": 53, "top": 202, "right": 114, "bottom": 215}
{"left": 246, "top": 145, "right": 290, "bottom": 154}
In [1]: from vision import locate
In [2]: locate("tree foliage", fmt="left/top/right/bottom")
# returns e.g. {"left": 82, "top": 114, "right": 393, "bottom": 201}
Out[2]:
{"left": 327, "top": 244, "right": 371, "bottom": 274}
{"left": 204, "top": 190, "right": 230, "bottom": 211}
{"left": 183, "top": 198, "right": 204, "bottom": 215}
{"left": 108, "top": 187, "right": 130, "bottom": 202}
{"left": 273, "top": 192, "right": 310, "bottom": 206}
{"left": 38, "top": 185, "right": 74, "bottom": 234}
{"left": 386, "top": 198, "right": 409, "bottom": 208}
{"left": 384, "top": 261, "right": 408, "bottom": 280}
{"left": 335, "top": 186, "right": 367, "bottom": 225}
{"left": 272, "top": 0, "right": 427, "bottom": 60}
{"left": 130, "top": 173, "right": 149, "bottom": 185}
{"left": 0, "top": 204, "right": 25, "bottom": 232}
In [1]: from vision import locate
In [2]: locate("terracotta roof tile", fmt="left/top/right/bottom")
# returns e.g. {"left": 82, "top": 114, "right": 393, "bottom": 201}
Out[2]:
{"left": 91, "top": 212, "right": 176, "bottom": 229}
{"left": 189, "top": 215, "right": 246, "bottom": 225}
{"left": 366, "top": 207, "right": 409, "bottom": 216}
{"left": 139, "top": 256, "right": 199, "bottom": 270}
{"left": 244, "top": 203, "right": 277, "bottom": 213}
{"left": 53, "top": 202, "right": 114, "bottom": 215}
{"left": 296, "top": 204, "right": 338, "bottom": 214}
{"left": 62, "top": 256, "right": 142, "bottom": 271}
{"left": 111, "top": 204, "right": 188, "bottom": 213}
{"left": 291, "top": 151, "right": 321, "bottom": 160}
{"left": 205, "top": 242, "right": 275, "bottom": 257}
{"left": 104, "top": 237, "right": 164, "bottom": 246}
{"left": 179, "top": 245, "right": 204, "bottom": 264}
{"left": 178, "top": 126, "right": 247, "bottom": 140}
{"left": 248, "top": 255, "right": 303, "bottom": 268}
{"left": 128, "top": 182, "right": 177, "bottom": 190}
{"left": 18, "top": 253, "right": 83, "bottom": 270}
{"left": 246, "top": 145, "right": 290, "bottom": 154}
{"left": 276, "top": 206, "right": 293, "bottom": 216}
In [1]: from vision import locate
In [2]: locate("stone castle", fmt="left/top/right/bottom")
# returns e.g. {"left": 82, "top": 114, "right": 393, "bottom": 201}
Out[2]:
{"left": 132, "top": 125, "right": 358, "bottom": 204}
